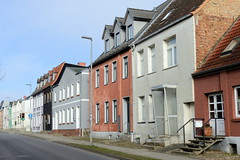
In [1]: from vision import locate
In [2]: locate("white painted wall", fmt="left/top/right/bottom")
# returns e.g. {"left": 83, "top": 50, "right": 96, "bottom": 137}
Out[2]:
{"left": 132, "top": 17, "right": 196, "bottom": 143}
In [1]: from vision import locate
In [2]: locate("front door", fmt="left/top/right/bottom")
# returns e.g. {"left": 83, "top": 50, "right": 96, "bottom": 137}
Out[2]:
{"left": 122, "top": 97, "right": 130, "bottom": 133}
{"left": 208, "top": 93, "right": 225, "bottom": 136}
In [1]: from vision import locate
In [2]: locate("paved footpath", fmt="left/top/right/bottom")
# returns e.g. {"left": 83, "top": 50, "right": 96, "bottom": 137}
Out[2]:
{"left": 6, "top": 131, "right": 200, "bottom": 160}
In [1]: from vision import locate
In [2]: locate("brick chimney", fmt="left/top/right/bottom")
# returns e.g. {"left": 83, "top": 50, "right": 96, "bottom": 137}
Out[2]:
{"left": 78, "top": 62, "right": 86, "bottom": 67}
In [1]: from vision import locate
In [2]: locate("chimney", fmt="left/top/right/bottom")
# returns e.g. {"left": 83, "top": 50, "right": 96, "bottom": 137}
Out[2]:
{"left": 78, "top": 62, "right": 86, "bottom": 67}
{"left": 23, "top": 96, "right": 27, "bottom": 100}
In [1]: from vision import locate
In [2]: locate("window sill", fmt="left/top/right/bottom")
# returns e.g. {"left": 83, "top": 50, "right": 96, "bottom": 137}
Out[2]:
{"left": 147, "top": 71, "right": 156, "bottom": 76}
{"left": 122, "top": 77, "right": 128, "bottom": 80}
{"left": 137, "top": 121, "right": 146, "bottom": 124}
{"left": 104, "top": 122, "right": 109, "bottom": 124}
{"left": 112, "top": 80, "right": 117, "bottom": 83}
{"left": 104, "top": 83, "right": 109, "bottom": 86}
{"left": 163, "top": 65, "right": 178, "bottom": 71}
{"left": 148, "top": 121, "right": 155, "bottom": 124}
{"left": 137, "top": 75, "right": 144, "bottom": 78}
{"left": 76, "top": 94, "right": 80, "bottom": 97}
{"left": 232, "top": 118, "right": 240, "bottom": 122}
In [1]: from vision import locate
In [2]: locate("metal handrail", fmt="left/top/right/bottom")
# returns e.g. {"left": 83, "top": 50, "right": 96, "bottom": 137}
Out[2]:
{"left": 152, "top": 120, "right": 168, "bottom": 135}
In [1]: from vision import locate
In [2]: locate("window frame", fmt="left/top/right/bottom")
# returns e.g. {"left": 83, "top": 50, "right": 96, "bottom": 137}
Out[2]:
{"left": 95, "top": 69, "right": 100, "bottom": 88}
{"left": 104, "top": 101, "right": 109, "bottom": 123}
{"left": 123, "top": 56, "right": 128, "bottom": 79}
{"left": 115, "top": 32, "right": 120, "bottom": 47}
{"left": 112, "top": 61, "right": 117, "bottom": 82}
{"left": 105, "top": 39, "right": 110, "bottom": 52}
{"left": 148, "top": 44, "right": 156, "bottom": 73}
{"left": 164, "top": 36, "right": 177, "bottom": 68}
{"left": 104, "top": 65, "right": 109, "bottom": 85}
{"left": 127, "top": 24, "right": 133, "bottom": 40}
{"left": 235, "top": 86, "right": 240, "bottom": 118}
{"left": 96, "top": 103, "right": 100, "bottom": 124}
{"left": 112, "top": 100, "right": 117, "bottom": 123}
{"left": 137, "top": 49, "right": 144, "bottom": 77}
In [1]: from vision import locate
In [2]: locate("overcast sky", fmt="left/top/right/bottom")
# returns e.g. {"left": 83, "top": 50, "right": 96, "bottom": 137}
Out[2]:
{"left": 0, "top": 0, "right": 165, "bottom": 101}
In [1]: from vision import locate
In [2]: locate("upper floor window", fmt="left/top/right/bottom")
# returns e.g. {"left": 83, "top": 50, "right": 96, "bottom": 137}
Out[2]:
{"left": 67, "top": 86, "right": 70, "bottom": 98}
{"left": 59, "top": 89, "right": 62, "bottom": 101}
{"left": 54, "top": 92, "right": 56, "bottom": 102}
{"left": 123, "top": 56, "right": 128, "bottom": 79}
{"left": 62, "top": 88, "right": 65, "bottom": 100}
{"left": 71, "top": 84, "right": 74, "bottom": 97}
{"left": 148, "top": 44, "right": 156, "bottom": 73}
{"left": 137, "top": 49, "right": 144, "bottom": 77}
{"left": 222, "top": 37, "right": 240, "bottom": 56}
{"left": 112, "top": 61, "right": 117, "bottom": 82}
{"left": 104, "top": 65, "right": 109, "bottom": 85}
{"left": 164, "top": 36, "right": 177, "bottom": 68}
{"left": 115, "top": 32, "right": 120, "bottom": 47}
{"left": 95, "top": 69, "right": 100, "bottom": 88}
{"left": 235, "top": 87, "right": 240, "bottom": 117}
{"left": 105, "top": 39, "right": 110, "bottom": 52}
{"left": 76, "top": 81, "right": 80, "bottom": 95}
{"left": 127, "top": 24, "right": 133, "bottom": 40}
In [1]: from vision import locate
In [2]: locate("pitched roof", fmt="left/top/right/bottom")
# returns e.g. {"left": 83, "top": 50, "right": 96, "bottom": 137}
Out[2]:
{"left": 193, "top": 16, "right": 240, "bottom": 77}
{"left": 32, "top": 62, "right": 65, "bottom": 96}
{"left": 137, "top": 0, "right": 205, "bottom": 44}
{"left": 102, "top": 25, "right": 113, "bottom": 39}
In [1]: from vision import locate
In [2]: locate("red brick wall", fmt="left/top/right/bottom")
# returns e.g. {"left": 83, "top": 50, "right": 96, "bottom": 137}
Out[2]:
{"left": 195, "top": 0, "right": 240, "bottom": 68}
{"left": 52, "top": 129, "right": 81, "bottom": 136}
{"left": 92, "top": 49, "right": 133, "bottom": 133}
{"left": 194, "top": 69, "right": 240, "bottom": 136}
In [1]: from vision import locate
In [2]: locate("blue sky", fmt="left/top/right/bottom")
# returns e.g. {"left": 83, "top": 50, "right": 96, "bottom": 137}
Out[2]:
{"left": 0, "top": 0, "right": 164, "bottom": 101}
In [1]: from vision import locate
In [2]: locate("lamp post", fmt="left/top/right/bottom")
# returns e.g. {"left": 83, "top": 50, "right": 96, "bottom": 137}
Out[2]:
{"left": 26, "top": 84, "right": 32, "bottom": 95}
{"left": 81, "top": 36, "right": 93, "bottom": 146}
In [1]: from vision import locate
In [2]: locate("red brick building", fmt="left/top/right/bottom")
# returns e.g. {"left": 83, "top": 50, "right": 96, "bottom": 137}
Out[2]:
{"left": 193, "top": 16, "right": 240, "bottom": 154}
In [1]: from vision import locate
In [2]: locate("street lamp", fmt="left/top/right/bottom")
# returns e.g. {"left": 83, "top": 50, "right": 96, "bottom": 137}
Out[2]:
{"left": 81, "top": 36, "right": 93, "bottom": 146}
{"left": 26, "top": 84, "right": 32, "bottom": 95}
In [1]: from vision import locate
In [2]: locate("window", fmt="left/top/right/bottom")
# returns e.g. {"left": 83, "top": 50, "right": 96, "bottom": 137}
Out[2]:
{"left": 59, "top": 110, "right": 62, "bottom": 124}
{"left": 235, "top": 87, "right": 240, "bottom": 117}
{"left": 127, "top": 24, "right": 133, "bottom": 40}
{"left": 112, "top": 61, "right": 117, "bottom": 82}
{"left": 95, "top": 69, "right": 100, "bottom": 88}
{"left": 148, "top": 44, "right": 156, "bottom": 73}
{"left": 115, "top": 32, "right": 120, "bottom": 47}
{"left": 112, "top": 100, "right": 117, "bottom": 123}
{"left": 138, "top": 96, "right": 145, "bottom": 122}
{"left": 76, "top": 81, "right": 80, "bottom": 95}
{"left": 67, "top": 86, "right": 70, "bottom": 98}
{"left": 104, "top": 101, "right": 109, "bottom": 123}
{"left": 105, "top": 39, "right": 110, "bottom": 52}
{"left": 71, "top": 107, "right": 74, "bottom": 122}
{"left": 222, "top": 37, "right": 240, "bottom": 55}
{"left": 47, "top": 114, "right": 51, "bottom": 124}
{"left": 54, "top": 92, "right": 56, "bottom": 102}
{"left": 137, "top": 50, "right": 144, "bottom": 76}
{"left": 62, "top": 88, "right": 65, "bottom": 100}
{"left": 104, "top": 65, "right": 109, "bottom": 85}
{"left": 208, "top": 94, "right": 224, "bottom": 119}
{"left": 71, "top": 84, "right": 74, "bottom": 97}
{"left": 165, "top": 36, "right": 177, "bottom": 68}
{"left": 149, "top": 95, "right": 155, "bottom": 122}
{"left": 123, "top": 56, "right": 128, "bottom": 78}
{"left": 96, "top": 103, "right": 100, "bottom": 124}
{"left": 67, "top": 108, "right": 70, "bottom": 123}
{"left": 62, "top": 109, "right": 66, "bottom": 124}
{"left": 59, "top": 89, "right": 62, "bottom": 101}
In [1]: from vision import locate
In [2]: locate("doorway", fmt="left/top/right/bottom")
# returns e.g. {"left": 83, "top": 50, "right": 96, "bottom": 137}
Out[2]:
{"left": 122, "top": 97, "right": 130, "bottom": 133}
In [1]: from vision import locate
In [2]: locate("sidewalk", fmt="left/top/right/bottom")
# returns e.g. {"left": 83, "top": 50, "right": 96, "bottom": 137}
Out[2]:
{"left": 12, "top": 131, "right": 198, "bottom": 160}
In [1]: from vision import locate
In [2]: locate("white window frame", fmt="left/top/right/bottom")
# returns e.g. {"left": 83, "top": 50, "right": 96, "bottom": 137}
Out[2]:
{"left": 115, "top": 32, "right": 120, "bottom": 47}
{"left": 62, "top": 109, "right": 66, "bottom": 124}
{"left": 104, "top": 101, "right": 109, "bottom": 123}
{"left": 137, "top": 49, "right": 144, "bottom": 77}
{"left": 59, "top": 110, "right": 62, "bottom": 124}
{"left": 95, "top": 69, "right": 100, "bottom": 88}
{"left": 127, "top": 24, "right": 133, "bottom": 40}
{"left": 105, "top": 39, "right": 110, "bottom": 52}
{"left": 112, "top": 61, "right": 117, "bottom": 82}
{"left": 148, "top": 95, "right": 155, "bottom": 122}
{"left": 138, "top": 96, "right": 145, "bottom": 122}
{"left": 123, "top": 56, "right": 128, "bottom": 79}
{"left": 164, "top": 36, "right": 177, "bottom": 68}
{"left": 112, "top": 100, "right": 117, "bottom": 123}
{"left": 71, "top": 84, "right": 74, "bottom": 97}
{"left": 59, "top": 89, "right": 62, "bottom": 101}
{"left": 104, "top": 65, "right": 109, "bottom": 85}
{"left": 76, "top": 81, "right": 80, "bottom": 95}
{"left": 96, "top": 103, "right": 100, "bottom": 124}
{"left": 62, "top": 88, "right": 65, "bottom": 100}
{"left": 67, "top": 86, "right": 70, "bottom": 98}
{"left": 148, "top": 44, "right": 156, "bottom": 73}
{"left": 235, "top": 87, "right": 240, "bottom": 117}
{"left": 67, "top": 108, "right": 70, "bottom": 123}
{"left": 71, "top": 107, "right": 74, "bottom": 123}
{"left": 54, "top": 92, "right": 56, "bottom": 102}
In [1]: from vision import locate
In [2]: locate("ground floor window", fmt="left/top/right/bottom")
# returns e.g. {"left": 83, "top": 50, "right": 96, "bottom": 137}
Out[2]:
{"left": 208, "top": 93, "right": 224, "bottom": 119}
{"left": 235, "top": 87, "right": 240, "bottom": 117}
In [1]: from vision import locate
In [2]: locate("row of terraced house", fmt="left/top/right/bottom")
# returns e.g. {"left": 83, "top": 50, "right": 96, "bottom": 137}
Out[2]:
{"left": 1, "top": 0, "right": 240, "bottom": 154}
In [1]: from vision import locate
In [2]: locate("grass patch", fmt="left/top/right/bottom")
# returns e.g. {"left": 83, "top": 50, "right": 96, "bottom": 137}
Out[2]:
{"left": 66, "top": 143, "right": 160, "bottom": 160}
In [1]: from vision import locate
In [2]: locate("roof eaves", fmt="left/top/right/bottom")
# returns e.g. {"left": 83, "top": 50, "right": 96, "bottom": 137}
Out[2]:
{"left": 191, "top": 0, "right": 210, "bottom": 15}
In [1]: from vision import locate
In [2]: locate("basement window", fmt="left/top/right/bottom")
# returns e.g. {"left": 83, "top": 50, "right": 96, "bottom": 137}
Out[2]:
{"left": 222, "top": 37, "right": 240, "bottom": 56}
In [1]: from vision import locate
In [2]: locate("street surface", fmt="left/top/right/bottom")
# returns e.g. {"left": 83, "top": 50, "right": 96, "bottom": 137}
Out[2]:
{"left": 0, "top": 132, "right": 115, "bottom": 160}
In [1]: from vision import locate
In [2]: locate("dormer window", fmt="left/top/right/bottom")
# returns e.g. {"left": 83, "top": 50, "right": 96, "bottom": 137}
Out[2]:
{"left": 222, "top": 37, "right": 240, "bottom": 56}
{"left": 115, "top": 32, "right": 120, "bottom": 47}
{"left": 105, "top": 39, "right": 110, "bottom": 52}
{"left": 127, "top": 24, "right": 133, "bottom": 40}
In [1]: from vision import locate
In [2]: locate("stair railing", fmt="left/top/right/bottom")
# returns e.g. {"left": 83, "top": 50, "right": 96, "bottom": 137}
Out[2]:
{"left": 177, "top": 118, "right": 204, "bottom": 145}
{"left": 151, "top": 120, "right": 168, "bottom": 135}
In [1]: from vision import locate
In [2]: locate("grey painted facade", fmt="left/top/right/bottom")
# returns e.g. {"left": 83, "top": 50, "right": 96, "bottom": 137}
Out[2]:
{"left": 52, "top": 65, "right": 89, "bottom": 135}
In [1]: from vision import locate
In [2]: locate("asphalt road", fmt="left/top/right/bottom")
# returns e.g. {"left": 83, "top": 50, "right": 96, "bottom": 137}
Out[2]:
{"left": 0, "top": 132, "right": 115, "bottom": 160}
